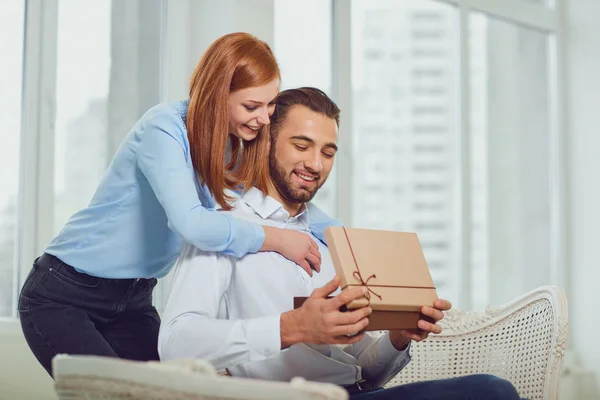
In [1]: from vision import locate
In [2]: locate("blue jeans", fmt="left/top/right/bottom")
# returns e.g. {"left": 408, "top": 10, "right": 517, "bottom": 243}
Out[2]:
{"left": 349, "top": 374, "right": 522, "bottom": 400}
{"left": 18, "top": 253, "right": 160, "bottom": 377}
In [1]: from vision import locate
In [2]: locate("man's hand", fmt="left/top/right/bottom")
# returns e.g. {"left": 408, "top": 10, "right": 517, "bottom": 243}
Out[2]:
{"left": 389, "top": 299, "right": 452, "bottom": 351}
{"left": 280, "top": 276, "right": 371, "bottom": 348}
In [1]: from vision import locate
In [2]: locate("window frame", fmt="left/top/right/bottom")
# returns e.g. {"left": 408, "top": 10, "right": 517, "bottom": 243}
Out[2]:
{"left": 10, "top": 0, "right": 58, "bottom": 321}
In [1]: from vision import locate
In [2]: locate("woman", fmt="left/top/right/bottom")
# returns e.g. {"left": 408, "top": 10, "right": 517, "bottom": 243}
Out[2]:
{"left": 18, "top": 32, "right": 340, "bottom": 377}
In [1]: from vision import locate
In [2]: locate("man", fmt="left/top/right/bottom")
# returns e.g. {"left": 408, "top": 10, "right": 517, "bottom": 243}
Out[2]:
{"left": 158, "top": 88, "right": 521, "bottom": 400}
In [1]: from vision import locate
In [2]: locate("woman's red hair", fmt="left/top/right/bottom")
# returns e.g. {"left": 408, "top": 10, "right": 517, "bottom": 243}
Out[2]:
{"left": 187, "top": 32, "right": 279, "bottom": 210}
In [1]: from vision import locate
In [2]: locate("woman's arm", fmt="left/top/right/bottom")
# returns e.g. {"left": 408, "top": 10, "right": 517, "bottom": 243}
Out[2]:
{"left": 306, "top": 202, "right": 343, "bottom": 244}
{"left": 260, "top": 226, "right": 321, "bottom": 275}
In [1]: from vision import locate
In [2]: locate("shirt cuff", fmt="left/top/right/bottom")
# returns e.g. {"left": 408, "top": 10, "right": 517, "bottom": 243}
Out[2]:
{"left": 247, "top": 222, "right": 265, "bottom": 253}
{"left": 375, "top": 332, "right": 412, "bottom": 366}
{"left": 245, "top": 315, "right": 281, "bottom": 360}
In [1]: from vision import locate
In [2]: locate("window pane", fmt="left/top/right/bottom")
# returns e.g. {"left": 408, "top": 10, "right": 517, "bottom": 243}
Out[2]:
{"left": 351, "top": 0, "right": 459, "bottom": 304}
{"left": 470, "top": 13, "right": 552, "bottom": 308}
{"left": 0, "top": 1, "right": 25, "bottom": 317}
{"left": 54, "top": 0, "right": 163, "bottom": 234}
{"left": 54, "top": 0, "right": 111, "bottom": 234}
{"left": 273, "top": 0, "right": 336, "bottom": 217}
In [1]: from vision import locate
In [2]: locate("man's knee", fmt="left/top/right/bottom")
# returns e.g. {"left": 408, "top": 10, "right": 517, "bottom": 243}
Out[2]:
{"left": 466, "top": 374, "right": 520, "bottom": 400}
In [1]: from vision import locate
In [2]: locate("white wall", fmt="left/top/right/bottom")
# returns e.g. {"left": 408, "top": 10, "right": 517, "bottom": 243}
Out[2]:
{"left": 565, "top": 0, "right": 600, "bottom": 395}
{"left": 0, "top": 322, "right": 55, "bottom": 399}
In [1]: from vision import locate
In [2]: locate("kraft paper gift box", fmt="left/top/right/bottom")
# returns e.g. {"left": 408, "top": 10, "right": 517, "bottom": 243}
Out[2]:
{"left": 294, "top": 226, "right": 438, "bottom": 331}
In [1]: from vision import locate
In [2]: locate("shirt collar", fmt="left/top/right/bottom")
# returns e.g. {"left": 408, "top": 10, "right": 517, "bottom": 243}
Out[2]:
{"left": 240, "top": 187, "right": 310, "bottom": 229}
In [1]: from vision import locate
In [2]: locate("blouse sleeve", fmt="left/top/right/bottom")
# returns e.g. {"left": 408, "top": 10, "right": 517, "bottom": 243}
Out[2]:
{"left": 136, "top": 107, "right": 265, "bottom": 258}
{"left": 306, "top": 202, "right": 343, "bottom": 244}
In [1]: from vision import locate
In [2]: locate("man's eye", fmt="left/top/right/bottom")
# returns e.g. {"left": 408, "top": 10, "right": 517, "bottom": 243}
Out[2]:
{"left": 323, "top": 152, "right": 335, "bottom": 159}
{"left": 294, "top": 144, "right": 308, "bottom": 151}
{"left": 244, "top": 106, "right": 257, "bottom": 111}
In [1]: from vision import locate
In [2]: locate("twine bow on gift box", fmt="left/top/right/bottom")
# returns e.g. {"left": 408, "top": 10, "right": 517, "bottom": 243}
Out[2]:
{"left": 352, "top": 270, "right": 383, "bottom": 303}
{"left": 343, "top": 227, "right": 383, "bottom": 304}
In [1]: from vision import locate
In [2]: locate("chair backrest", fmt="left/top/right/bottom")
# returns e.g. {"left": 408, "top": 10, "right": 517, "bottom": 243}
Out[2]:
{"left": 385, "top": 286, "right": 568, "bottom": 400}
{"left": 53, "top": 355, "right": 348, "bottom": 400}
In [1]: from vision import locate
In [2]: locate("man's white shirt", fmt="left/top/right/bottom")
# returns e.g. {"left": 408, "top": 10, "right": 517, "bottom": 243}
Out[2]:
{"left": 158, "top": 187, "right": 411, "bottom": 387}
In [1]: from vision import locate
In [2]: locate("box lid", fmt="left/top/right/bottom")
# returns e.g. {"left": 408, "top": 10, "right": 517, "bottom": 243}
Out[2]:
{"left": 324, "top": 226, "right": 438, "bottom": 311}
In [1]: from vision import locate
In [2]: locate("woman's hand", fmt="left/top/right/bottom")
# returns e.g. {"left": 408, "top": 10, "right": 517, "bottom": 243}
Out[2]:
{"left": 261, "top": 226, "right": 321, "bottom": 276}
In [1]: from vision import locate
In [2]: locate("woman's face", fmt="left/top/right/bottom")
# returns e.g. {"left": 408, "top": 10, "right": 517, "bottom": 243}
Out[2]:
{"left": 227, "top": 79, "right": 280, "bottom": 141}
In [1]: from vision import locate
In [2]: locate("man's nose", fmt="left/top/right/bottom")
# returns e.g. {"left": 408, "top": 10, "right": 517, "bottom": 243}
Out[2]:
{"left": 305, "top": 151, "right": 323, "bottom": 173}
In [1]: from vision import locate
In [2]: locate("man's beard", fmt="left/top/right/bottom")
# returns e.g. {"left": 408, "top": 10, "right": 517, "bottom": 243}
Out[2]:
{"left": 269, "top": 151, "right": 322, "bottom": 204}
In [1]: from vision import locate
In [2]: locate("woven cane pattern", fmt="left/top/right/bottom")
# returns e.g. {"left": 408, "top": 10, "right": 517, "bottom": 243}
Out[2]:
{"left": 384, "top": 287, "right": 568, "bottom": 400}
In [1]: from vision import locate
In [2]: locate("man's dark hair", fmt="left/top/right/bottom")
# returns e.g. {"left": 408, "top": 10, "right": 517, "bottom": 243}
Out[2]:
{"left": 269, "top": 87, "right": 340, "bottom": 142}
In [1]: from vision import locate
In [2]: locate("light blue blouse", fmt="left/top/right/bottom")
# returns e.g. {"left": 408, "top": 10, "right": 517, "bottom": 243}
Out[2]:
{"left": 45, "top": 100, "right": 341, "bottom": 279}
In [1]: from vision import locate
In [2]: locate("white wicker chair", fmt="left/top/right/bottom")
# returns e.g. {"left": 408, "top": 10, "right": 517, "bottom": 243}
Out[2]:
{"left": 52, "top": 355, "right": 348, "bottom": 400}
{"left": 385, "top": 285, "right": 568, "bottom": 400}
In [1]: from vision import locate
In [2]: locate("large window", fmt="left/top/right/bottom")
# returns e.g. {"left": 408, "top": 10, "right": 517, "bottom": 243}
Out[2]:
{"left": 1, "top": 0, "right": 564, "bottom": 319}
{"left": 0, "top": 1, "right": 25, "bottom": 318}
{"left": 334, "top": 0, "right": 561, "bottom": 310}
